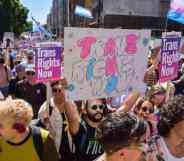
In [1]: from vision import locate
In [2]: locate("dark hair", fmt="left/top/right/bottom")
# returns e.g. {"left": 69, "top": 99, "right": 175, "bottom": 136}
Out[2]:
{"left": 96, "top": 112, "right": 147, "bottom": 154}
{"left": 157, "top": 95, "right": 184, "bottom": 137}
{"left": 50, "top": 79, "right": 67, "bottom": 89}
{"left": 85, "top": 98, "right": 107, "bottom": 109}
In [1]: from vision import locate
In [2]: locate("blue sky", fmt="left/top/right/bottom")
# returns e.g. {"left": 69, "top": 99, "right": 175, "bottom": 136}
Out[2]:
{"left": 20, "top": 0, "right": 52, "bottom": 24}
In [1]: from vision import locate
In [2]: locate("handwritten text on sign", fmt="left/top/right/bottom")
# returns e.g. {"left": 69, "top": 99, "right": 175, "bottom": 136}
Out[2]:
{"left": 64, "top": 28, "right": 150, "bottom": 100}
{"left": 159, "top": 35, "right": 181, "bottom": 82}
{"left": 35, "top": 47, "right": 62, "bottom": 83}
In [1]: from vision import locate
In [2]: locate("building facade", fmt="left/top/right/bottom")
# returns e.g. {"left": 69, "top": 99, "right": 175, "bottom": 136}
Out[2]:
{"left": 47, "top": 0, "right": 183, "bottom": 37}
{"left": 47, "top": 0, "right": 67, "bottom": 38}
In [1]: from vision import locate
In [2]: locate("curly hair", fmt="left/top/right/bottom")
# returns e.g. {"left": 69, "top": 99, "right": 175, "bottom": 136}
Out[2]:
{"left": 157, "top": 95, "right": 184, "bottom": 137}
{"left": 96, "top": 112, "right": 147, "bottom": 154}
{"left": 0, "top": 98, "right": 33, "bottom": 126}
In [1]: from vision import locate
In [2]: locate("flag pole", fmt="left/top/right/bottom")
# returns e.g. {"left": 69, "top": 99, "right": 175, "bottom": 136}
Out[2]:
{"left": 67, "top": 0, "right": 70, "bottom": 27}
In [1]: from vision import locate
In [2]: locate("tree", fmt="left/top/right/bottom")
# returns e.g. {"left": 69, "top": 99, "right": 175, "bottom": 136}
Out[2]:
{"left": 0, "top": 0, "right": 31, "bottom": 39}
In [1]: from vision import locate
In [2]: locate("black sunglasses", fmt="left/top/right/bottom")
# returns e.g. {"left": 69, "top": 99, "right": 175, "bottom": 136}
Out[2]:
{"left": 90, "top": 104, "right": 106, "bottom": 110}
{"left": 27, "top": 56, "right": 33, "bottom": 60}
{"left": 141, "top": 106, "right": 154, "bottom": 114}
{"left": 52, "top": 88, "right": 63, "bottom": 93}
{"left": 26, "top": 71, "right": 35, "bottom": 75}
{"left": 15, "top": 61, "right": 21, "bottom": 65}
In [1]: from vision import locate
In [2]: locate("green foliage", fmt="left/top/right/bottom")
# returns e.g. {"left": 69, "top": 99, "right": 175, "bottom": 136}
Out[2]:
{"left": 0, "top": 0, "right": 31, "bottom": 39}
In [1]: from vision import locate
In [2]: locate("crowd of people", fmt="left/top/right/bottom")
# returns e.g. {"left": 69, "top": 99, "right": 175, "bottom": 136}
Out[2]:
{"left": 0, "top": 43, "right": 184, "bottom": 161}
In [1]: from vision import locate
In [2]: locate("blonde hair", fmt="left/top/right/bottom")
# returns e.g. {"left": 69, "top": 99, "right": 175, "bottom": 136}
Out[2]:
{"left": 0, "top": 99, "right": 33, "bottom": 126}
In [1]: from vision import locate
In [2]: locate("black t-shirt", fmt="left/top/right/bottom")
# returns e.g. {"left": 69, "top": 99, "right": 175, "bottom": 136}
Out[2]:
{"left": 73, "top": 119, "right": 103, "bottom": 161}
{"left": 9, "top": 77, "right": 20, "bottom": 95}
{"left": 59, "top": 113, "right": 76, "bottom": 161}
{"left": 15, "top": 80, "right": 46, "bottom": 118}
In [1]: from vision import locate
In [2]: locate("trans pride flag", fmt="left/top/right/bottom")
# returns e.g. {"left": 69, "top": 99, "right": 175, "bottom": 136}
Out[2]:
{"left": 167, "top": 0, "right": 184, "bottom": 24}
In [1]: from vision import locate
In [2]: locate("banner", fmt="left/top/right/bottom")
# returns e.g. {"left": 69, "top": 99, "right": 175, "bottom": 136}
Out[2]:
{"left": 64, "top": 27, "right": 150, "bottom": 100}
{"left": 159, "top": 32, "right": 181, "bottom": 82}
{"left": 3, "top": 32, "right": 14, "bottom": 48}
{"left": 35, "top": 42, "right": 63, "bottom": 83}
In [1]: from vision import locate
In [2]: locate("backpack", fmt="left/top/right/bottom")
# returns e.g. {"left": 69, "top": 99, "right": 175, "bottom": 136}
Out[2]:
{"left": 31, "top": 126, "right": 49, "bottom": 161}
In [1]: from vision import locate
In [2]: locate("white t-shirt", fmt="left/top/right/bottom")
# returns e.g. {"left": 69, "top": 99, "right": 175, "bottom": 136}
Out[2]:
{"left": 159, "top": 138, "right": 184, "bottom": 161}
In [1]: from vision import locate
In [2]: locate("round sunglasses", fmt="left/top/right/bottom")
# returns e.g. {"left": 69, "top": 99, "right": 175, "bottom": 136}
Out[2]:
{"left": 141, "top": 106, "right": 154, "bottom": 114}
{"left": 52, "top": 88, "right": 63, "bottom": 93}
{"left": 89, "top": 104, "right": 106, "bottom": 110}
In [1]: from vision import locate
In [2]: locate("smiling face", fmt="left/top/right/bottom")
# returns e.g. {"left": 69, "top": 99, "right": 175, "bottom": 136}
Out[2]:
{"left": 138, "top": 101, "right": 154, "bottom": 119}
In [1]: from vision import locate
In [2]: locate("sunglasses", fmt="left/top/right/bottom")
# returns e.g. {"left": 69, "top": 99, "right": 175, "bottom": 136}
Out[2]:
{"left": 52, "top": 88, "right": 63, "bottom": 93}
{"left": 26, "top": 71, "right": 35, "bottom": 76}
{"left": 90, "top": 104, "right": 106, "bottom": 110}
{"left": 15, "top": 61, "right": 21, "bottom": 65}
{"left": 141, "top": 106, "right": 154, "bottom": 114}
{"left": 27, "top": 56, "right": 33, "bottom": 60}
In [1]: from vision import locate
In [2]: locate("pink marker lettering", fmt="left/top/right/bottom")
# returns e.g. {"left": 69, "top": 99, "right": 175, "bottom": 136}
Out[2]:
{"left": 104, "top": 38, "right": 116, "bottom": 56}
{"left": 104, "top": 38, "right": 118, "bottom": 76}
{"left": 125, "top": 34, "right": 138, "bottom": 54}
{"left": 77, "top": 36, "right": 96, "bottom": 59}
{"left": 105, "top": 55, "right": 118, "bottom": 76}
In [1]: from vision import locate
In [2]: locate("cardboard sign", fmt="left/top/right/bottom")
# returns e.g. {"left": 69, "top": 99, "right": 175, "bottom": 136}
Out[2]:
{"left": 64, "top": 27, "right": 150, "bottom": 100}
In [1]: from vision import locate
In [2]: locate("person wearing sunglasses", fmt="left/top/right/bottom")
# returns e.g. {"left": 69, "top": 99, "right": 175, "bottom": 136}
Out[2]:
{"left": 38, "top": 79, "right": 78, "bottom": 161}
{"left": 69, "top": 99, "right": 107, "bottom": 161}
{"left": 15, "top": 64, "right": 46, "bottom": 119}
{"left": 134, "top": 97, "right": 154, "bottom": 120}
{"left": 95, "top": 112, "right": 148, "bottom": 161}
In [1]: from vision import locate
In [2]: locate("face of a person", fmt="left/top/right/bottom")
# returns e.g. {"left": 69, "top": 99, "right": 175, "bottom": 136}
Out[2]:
{"left": 173, "top": 120, "right": 184, "bottom": 141}
{"left": 16, "top": 68, "right": 25, "bottom": 79}
{"left": 0, "top": 118, "right": 17, "bottom": 142}
{"left": 26, "top": 71, "right": 35, "bottom": 82}
{"left": 121, "top": 148, "right": 146, "bottom": 161}
{"left": 138, "top": 101, "right": 154, "bottom": 119}
{"left": 86, "top": 99, "right": 105, "bottom": 122}
{"left": 151, "top": 93, "right": 165, "bottom": 107}
{"left": 52, "top": 84, "right": 65, "bottom": 101}
{"left": 27, "top": 55, "right": 33, "bottom": 63}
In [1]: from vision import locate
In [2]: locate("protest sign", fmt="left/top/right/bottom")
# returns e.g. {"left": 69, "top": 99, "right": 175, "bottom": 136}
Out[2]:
{"left": 3, "top": 32, "right": 14, "bottom": 48}
{"left": 30, "top": 32, "right": 44, "bottom": 41}
{"left": 159, "top": 32, "right": 181, "bottom": 82}
{"left": 64, "top": 27, "right": 150, "bottom": 100}
{"left": 35, "top": 42, "right": 63, "bottom": 83}
{"left": 36, "top": 41, "right": 63, "bottom": 48}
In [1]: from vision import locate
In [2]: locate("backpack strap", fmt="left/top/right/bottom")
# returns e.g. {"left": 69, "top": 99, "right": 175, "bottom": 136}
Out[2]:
{"left": 48, "top": 103, "right": 53, "bottom": 116}
{"left": 31, "top": 126, "right": 49, "bottom": 161}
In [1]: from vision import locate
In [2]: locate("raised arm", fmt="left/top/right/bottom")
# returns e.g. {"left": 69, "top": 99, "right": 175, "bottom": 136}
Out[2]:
{"left": 117, "top": 91, "right": 140, "bottom": 113}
